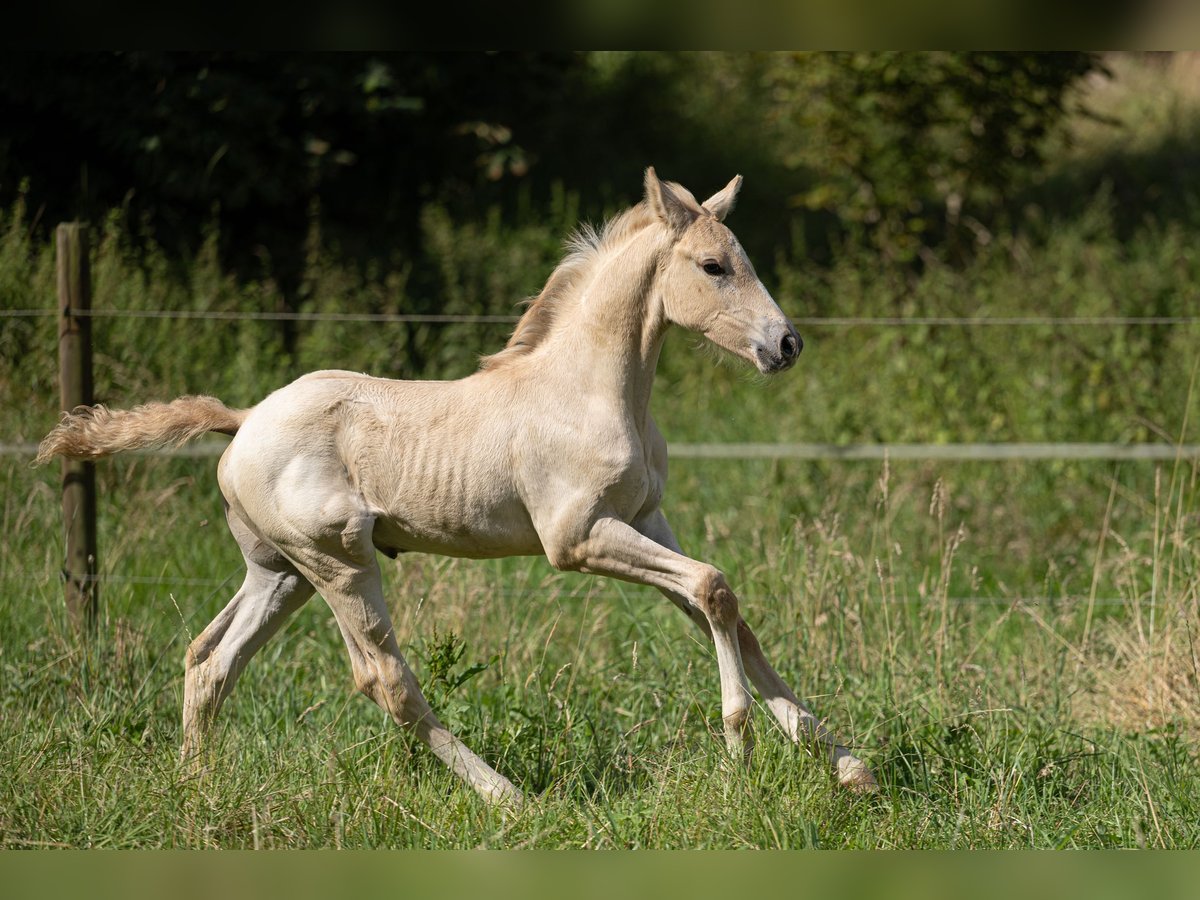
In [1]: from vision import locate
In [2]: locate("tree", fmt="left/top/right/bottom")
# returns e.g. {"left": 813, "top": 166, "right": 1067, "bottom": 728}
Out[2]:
{"left": 764, "top": 52, "right": 1103, "bottom": 261}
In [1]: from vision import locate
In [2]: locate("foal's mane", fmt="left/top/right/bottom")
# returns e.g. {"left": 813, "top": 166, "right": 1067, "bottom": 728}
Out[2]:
{"left": 479, "top": 201, "right": 661, "bottom": 370}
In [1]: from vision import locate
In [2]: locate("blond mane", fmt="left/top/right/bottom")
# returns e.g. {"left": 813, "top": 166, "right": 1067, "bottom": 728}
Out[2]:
{"left": 480, "top": 201, "right": 662, "bottom": 370}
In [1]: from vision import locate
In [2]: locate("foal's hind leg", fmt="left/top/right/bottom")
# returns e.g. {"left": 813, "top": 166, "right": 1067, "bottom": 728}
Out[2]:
{"left": 181, "top": 508, "right": 315, "bottom": 760}
{"left": 638, "top": 511, "right": 877, "bottom": 792}
{"left": 274, "top": 514, "right": 521, "bottom": 806}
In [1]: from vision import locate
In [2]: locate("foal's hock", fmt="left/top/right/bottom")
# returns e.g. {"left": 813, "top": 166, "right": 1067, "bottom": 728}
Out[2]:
{"left": 38, "top": 168, "right": 877, "bottom": 803}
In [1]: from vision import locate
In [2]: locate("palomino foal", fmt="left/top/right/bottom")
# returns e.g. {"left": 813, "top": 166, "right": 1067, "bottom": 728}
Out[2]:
{"left": 38, "top": 169, "right": 876, "bottom": 803}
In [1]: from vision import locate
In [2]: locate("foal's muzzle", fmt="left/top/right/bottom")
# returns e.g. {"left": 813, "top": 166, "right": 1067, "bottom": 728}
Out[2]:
{"left": 758, "top": 322, "right": 803, "bottom": 373}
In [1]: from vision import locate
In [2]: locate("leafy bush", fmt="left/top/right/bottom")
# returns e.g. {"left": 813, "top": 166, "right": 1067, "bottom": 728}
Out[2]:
{"left": 763, "top": 52, "right": 1103, "bottom": 262}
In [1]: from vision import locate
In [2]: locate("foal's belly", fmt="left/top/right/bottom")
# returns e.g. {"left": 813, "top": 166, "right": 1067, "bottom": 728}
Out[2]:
{"left": 369, "top": 498, "right": 545, "bottom": 560}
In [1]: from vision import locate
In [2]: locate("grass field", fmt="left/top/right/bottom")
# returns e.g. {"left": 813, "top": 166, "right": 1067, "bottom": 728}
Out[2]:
{"left": 2, "top": 55, "right": 1199, "bottom": 848}
{"left": 2, "top": 448, "right": 1197, "bottom": 848}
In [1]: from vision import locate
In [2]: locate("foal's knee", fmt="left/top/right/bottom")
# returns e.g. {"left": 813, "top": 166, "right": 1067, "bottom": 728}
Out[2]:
{"left": 694, "top": 568, "right": 739, "bottom": 629}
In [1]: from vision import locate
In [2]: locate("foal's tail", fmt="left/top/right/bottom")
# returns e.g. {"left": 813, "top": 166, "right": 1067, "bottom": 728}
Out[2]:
{"left": 35, "top": 396, "right": 247, "bottom": 465}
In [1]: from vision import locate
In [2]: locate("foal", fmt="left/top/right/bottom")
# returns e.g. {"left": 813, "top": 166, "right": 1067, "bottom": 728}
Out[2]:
{"left": 39, "top": 168, "right": 877, "bottom": 802}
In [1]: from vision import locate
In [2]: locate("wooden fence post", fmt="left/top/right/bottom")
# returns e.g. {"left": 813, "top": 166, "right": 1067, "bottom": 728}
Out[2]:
{"left": 56, "top": 222, "right": 98, "bottom": 633}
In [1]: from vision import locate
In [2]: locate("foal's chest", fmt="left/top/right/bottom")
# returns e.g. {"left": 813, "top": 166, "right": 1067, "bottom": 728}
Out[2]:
{"left": 587, "top": 426, "right": 666, "bottom": 523}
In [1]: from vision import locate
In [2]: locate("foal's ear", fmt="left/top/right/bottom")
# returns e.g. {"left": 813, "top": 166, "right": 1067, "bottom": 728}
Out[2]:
{"left": 644, "top": 167, "right": 699, "bottom": 234}
{"left": 702, "top": 175, "right": 743, "bottom": 222}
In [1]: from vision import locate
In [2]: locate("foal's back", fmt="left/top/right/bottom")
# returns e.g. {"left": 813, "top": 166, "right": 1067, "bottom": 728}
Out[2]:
{"left": 218, "top": 368, "right": 549, "bottom": 561}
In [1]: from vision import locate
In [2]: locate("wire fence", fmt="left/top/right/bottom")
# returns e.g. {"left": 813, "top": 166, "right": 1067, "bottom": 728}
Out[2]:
{"left": 6, "top": 301, "right": 1198, "bottom": 462}
{"left": 10, "top": 297, "right": 1196, "bottom": 619}
{"left": 9, "top": 567, "right": 1153, "bottom": 609}
{"left": 5, "top": 307, "right": 1200, "bottom": 326}
{"left": 0, "top": 308, "right": 521, "bottom": 324}
{"left": 5, "top": 441, "right": 1200, "bottom": 461}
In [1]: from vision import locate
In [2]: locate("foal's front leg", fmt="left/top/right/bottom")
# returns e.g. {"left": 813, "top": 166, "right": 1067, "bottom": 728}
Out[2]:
{"left": 543, "top": 516, "right": 754, "bottom": 761}
{"left": 638, "top": 511, "right": 877, "bottom": 792}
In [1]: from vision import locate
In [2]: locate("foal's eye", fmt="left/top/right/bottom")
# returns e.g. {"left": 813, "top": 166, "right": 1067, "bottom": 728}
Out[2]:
{"left": 702, "top": 261, "right": 725, "bottom": 276}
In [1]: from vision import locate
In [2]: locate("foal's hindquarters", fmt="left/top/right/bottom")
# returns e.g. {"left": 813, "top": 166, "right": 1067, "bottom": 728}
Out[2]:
{"left": 182, "top": 376, "right": 524, "bottom": 804}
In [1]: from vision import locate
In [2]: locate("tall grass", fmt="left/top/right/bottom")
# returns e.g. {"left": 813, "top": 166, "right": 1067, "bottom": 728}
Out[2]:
{"left": 1, "top": 55, "right": 1198, "bottom": 848}
{"left": 2, "top": 447, "right": 1196, "bottom": 847}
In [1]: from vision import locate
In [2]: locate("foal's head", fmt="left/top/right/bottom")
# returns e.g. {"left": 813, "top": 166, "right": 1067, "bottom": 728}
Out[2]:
{"left": 645, "top": 168, "right": 801, "bottom": 375}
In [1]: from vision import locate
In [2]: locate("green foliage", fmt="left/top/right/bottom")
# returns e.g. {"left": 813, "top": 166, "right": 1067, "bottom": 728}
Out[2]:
{"left": 0, "top": 52, "right": 1103, "bottom": 301}
{"left": 0, "top": 52, "right": 583, "bottom": 288}
{"left": 421, "top": 627, "right": 494, "bottom": 697}
{"left": 763, "top": 52, "right": 1102, "bottom": 262}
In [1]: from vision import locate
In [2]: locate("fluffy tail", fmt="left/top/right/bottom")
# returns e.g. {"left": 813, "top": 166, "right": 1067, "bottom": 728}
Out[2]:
{"left": 35, "top": 395, "right": 248, "bottom": 465}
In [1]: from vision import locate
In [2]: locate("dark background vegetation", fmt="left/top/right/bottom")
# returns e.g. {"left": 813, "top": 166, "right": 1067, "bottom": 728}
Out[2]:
{"left": 0, "top": 52, "right": 1101, "bottom": 301}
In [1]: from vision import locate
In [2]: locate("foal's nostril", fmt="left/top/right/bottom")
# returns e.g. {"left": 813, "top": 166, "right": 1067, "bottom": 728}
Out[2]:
{"left": 780, "top": 331, "right": 801, "bottom": 360}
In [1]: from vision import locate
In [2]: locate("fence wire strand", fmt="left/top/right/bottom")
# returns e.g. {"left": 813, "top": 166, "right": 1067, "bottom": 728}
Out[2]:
{"left": 4, "top": 307, "right": 1200, "bottom": 326}
{"left": 12, "top": 567, "right": 1149, "bottom": 609}
{"left": 6, "top": 441, "right": 1200, "bottom": 461}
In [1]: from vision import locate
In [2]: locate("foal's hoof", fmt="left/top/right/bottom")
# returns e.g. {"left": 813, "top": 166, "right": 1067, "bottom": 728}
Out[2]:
{"left": 836, "top": 757, "right": 879, "bottom": 794}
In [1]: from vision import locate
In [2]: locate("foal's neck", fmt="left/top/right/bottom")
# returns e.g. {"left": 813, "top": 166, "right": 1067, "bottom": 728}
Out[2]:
{"left": 549, "top": 226, "right": 671, "bottom": 420}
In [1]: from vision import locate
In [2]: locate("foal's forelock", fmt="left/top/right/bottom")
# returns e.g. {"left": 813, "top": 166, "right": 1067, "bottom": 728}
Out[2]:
{"left": 479, "top": 203, "right": 663, "bottom": 370}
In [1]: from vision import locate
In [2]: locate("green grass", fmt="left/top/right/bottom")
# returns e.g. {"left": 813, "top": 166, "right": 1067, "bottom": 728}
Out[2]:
{"left": 2, "top": 54, "right": 1200, "bottom": 848}
{"left": 2, "top": 442, "right": 1197, "bottom": 847}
